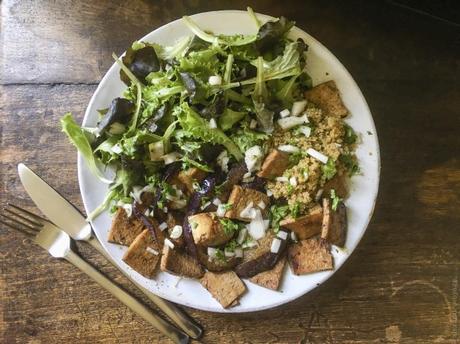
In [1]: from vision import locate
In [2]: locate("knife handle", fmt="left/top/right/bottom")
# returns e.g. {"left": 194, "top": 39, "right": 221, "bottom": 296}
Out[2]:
{"left": 87, "top": 235, "right": 203, "bottom": 339}
{"left": 64, "top": 248, "right": 189, "bottom": 344}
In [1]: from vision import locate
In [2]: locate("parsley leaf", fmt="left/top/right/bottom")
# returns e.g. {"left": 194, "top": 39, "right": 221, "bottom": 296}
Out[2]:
{"left": 330, "top": 189, "right": 342, "bottom": 211}
{"left": 322, "top": 158, "right": 337, "bottom": 181}
{"left": 219, "top": 218, "right": 241, "bottom": 235}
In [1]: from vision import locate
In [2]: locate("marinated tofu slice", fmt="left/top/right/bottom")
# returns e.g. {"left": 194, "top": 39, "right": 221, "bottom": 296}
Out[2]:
{"left": 175, "top": 167, "right": 207, "bottom": 194}
{"left": 200, "top": 271, "right": 246, "bottom": 308}
{"left": 188, "top": 212, "right": 233, "bottom": 246}
{"left": 321, "top": 198, "right": 347, "bottom": 247}
{"left": 279, "top": 205, "right": 323, "bottom": 240}
{"left": 323, "top": 174, "right": 348, "bottom": 199}
{"left": 108, "top": 208, "right": 145, "bottom": 246}
{"left": 225, "top": 185, "right": 270, "bottom": 221}
{"left": 257, "top": 149, "right": 290, "bottom": 179}
{"left": 160, "top": 245, "right": 204, "bottom": 279}
{"left": 288, "top": 238, "right": 333, "bottom": 275}
{"left": 304, "top": 80, "right": 349, "bottom": 118}
{"left": 122, "top": 229, "right": 161, "bottom": 278}
{"left": 249, "top": 256, "right": 286, "bottom": 291}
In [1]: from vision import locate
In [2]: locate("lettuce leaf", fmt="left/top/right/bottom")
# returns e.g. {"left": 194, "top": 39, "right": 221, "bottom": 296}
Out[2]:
{"left": 175, "top": 103, "right": 243, "bottom": 160}
{"left": 252, "top": 56, "right": 274, "bottom": 132}
{"left": 218, "top": 108, "right": 247, "bottom": 131}
{"left": 230, "top": 126, "right": 268, "bottom": 152}
{"left": 60, "top": 113, "right": 112, "bottom": 184}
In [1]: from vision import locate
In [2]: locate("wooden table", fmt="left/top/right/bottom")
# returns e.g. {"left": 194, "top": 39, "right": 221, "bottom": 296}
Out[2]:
{"left": 1, "top": 1, "right": 459, "bottom": 343}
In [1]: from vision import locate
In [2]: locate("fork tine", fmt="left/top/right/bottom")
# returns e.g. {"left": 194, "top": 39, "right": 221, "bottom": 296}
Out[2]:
{"left": 0, "top": 217, "right": 35, "bottom": 237}
{"left": 7, "top": 203, "right": 47, "bottom": 223}
{"left": 4, "top": 207, "right": 43, "bottom": 228}
{"left": 0, "top": 212, "right": 41, "bottom": 232}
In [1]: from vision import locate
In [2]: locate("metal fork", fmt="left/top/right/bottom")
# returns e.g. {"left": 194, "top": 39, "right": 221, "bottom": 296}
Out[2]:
{"left": 0, "top": 204, "right": 189, "bottom": 344}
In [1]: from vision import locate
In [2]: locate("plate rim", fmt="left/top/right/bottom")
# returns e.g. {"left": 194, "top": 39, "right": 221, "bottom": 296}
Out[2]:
{"left": 78, "top": 9, "right": 381, "bottom": 313}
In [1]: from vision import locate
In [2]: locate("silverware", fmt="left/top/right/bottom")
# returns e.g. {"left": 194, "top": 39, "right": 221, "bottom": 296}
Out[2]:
{"left": 0, "top": 204, "right": 189, "bottom": 344}
{"left": 17, "top": 163, "right": 202, "bottom": 339}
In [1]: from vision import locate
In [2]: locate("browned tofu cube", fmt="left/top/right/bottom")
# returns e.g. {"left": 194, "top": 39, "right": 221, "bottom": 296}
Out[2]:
{"left": 225, "top": 185, "right": 270, "bottom": 221}
{"left": 188, "top": 212, "right": 233, "bottom": 246}
{"left": 257, "top": 149, "right": 290, "bottom": 179}
{"left": 304, "top": 80, "right": 349, "bottom": 117}
{"left": 249, "top": 256, "right": 286, "bottom": 291}
{"left": 288, "top": 238, "right": 333, "bottom": 275}
{"left": 176, "top": 167, "right": 207, "bottom": 194}
{"left": 160, "top": 245, "right": 204, "bottom": 279}
{"left": 122, "top": 229, "right": 161, "bottom": 278}
{"left": 200, "top": 271, "right": 246, "bottom": 308}
{"left": 321, "top": 198, "right": 347, "bottom": 247}
{"left": 323, "top": 174, "right": 349, "bottom": 199}
{"left": 280, "top": 205, "right": 323, "bottom": 240}
{"left": 108, "top": 208, "right": 145, "bottom": 246}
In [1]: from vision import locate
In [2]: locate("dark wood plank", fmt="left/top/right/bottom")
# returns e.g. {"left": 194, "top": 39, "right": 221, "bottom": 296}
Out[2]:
{"left": 1, "top": 0, "right": 459, "bottom": 343}
{"left": 1, "top": 0, "right": 458, "bottom": 84}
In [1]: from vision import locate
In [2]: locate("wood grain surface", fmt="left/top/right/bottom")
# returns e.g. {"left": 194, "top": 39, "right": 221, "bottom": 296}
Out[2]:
{"left": 1, "top": 0, "right": 459, "bottom": 343}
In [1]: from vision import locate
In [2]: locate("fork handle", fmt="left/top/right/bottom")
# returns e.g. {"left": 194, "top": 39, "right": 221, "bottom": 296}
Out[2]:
{"left": 87, "top": 235, "right": 203, "bottom": 339}
{"left": 64, "top": 249, "right": 189, "bottom": 344}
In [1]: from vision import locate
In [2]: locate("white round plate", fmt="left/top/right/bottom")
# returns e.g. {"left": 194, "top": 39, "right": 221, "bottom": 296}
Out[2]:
{"left": 78, "top": 10, "right": 380, "bottom": 313}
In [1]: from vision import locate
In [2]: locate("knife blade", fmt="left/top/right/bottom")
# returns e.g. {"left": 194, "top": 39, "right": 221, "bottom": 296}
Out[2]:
{"left": 18, "top": 163, "right": 92, "bottom": 241}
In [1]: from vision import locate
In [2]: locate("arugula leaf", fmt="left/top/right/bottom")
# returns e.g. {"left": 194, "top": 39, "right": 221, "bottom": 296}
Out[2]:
{"left": 162, "top": 120, "right": 178, "bottom": 153}
{"left": 218, "top": 108, "right": 247, "bottom": 131}
{"left": 175, "top": 103, "right": 243, "bottom": 160}
{"left": 60, "top": 113, "right": 112, "bottom": 184}
{"left": 275, "top": 74, "right": 299, "bottom": 107}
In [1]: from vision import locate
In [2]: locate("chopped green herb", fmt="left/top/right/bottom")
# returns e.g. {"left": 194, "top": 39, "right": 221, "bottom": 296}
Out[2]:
{"left": 270, "top": 204, "right": 290, "bottom": 232}
{"left": 322, "top": 158, "right": 337, "bottom": 181}
{"left": 214, "top": 248, "right": 226, "bottom": 261}
{"left": 290, "top": 201, "right": 301, "bottom": 218}
{"left": 330, "top": 189, "right": 342, "bottom": 211}
{"left": 344, "top": 124, "right": 357, "bottom": 144}
{"left": 219, "top": 218, "right": 240, "bottom": 235}
{"left": 339, "top": 154, "right": 360, "bottom": 176}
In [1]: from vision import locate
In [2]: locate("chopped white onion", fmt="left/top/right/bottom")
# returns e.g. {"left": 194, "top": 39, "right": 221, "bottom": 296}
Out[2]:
{"left": 278, "top": 145, "right": 300, "bottom": 154}
{"left": 263, "top": 219, "right": 270, "bottom": 230}
{"left": 279, "top": 109, "right": 291, "bottom": 118}
{"left": 217, "top": 150, "right": 229, "bottom": 172}
{"left": 158, "top": 222, "right": 168, "bottom": 231}
{"left": 130, "top": 186, "right": 144, "bottom": 204}
{"left": 208, "top": 75, "right": 222, "bottom": 85}
{"left": 236, "top": 227, "right": 247, "bottom": 244}
{"left": 162, "top": 152, "right": 181, "bottom": 165}
{"left": 276, "top": 176, "right": 289, "bottom": 183}
{"left": 239, "top": 201, "right": 256, "bottom": 219}
{"left": 118, "top": 202, "right": 132, "bottom": 217}
{"left": 111, "top": 143, "right": 123, "bottom": 154}
{"left": 244, "top": 145, "right": 263, "bottom": 173}
{"left": 277, "top": 231, "right": 288, "bottom": 240}
{"left": 216, "top": 204, "right": 227, "bottom": 217}
{"left": 249, "top": 119, "right": 258, "bottom": 129}
{"left": 108, "top": 122, "right": 126, "bottom": 135}
{"left": 291, "top": 100, "right": 308, "bottom": 116}
{"left": 270, "top": 238, "right": 282, "bottom": 253}
{"left": 209, "top": 118, "right": 217, "bottom": 129}
{"left": 149, "top": 141, "right": 164, "bottom": 161}
{"left": 290, "top": 231, "right": 298, "bottom": 242}
{"left": 277, "top": 114, "right": 308, "bottom": 130}
{"left": 298, "top": 126, "right": 312, "bottom": 137}
{"left": 335, "top": 143, "right": 342, "bottom": 147}
{"left": 234, "top": 248, "right": 243, "bottom": 258}
{"left": 144, "top": 209, "right": 150, "bottom": 216}
{"left": 224, "top": 249, "right": 236, "bottom": 258}
{"left": 146, "top": 247, "right": 159, "bottom": 255}
{"left": 303, "top": 170, "right": 309, "bottom": 179}
{"left": 212, "top": 198, "right": 222, "bottom": 206}
{"left": 164, "top": 238, "right": 175, "bottom": 249}
{"left": 243, "top": 172, "right": 252, "bottom": 179}
{"left": 162, "top": 206, "right": 168, "bottom": 213}
{"left": 307, "top": 148, "right": 328, "bottom": 164}
{"left": 247, "top": 209, "right": 266, "bottom": 240}
{"left": 170, "top": 225, "right": 183, "bottom": 239}
{"left": 242, "top": 240, "right": 258, "bottom": 249}
{"left": 266, "top": 189, "right": 273, "bottom": 197}
{"left": 289, "top": 176, "right": 298, "bottom": 186}
{"left": 207, "top": 247, "right": 218, "bottom": 259}
{"left": 257, "top": 201, "right": 266, "bottom": 209}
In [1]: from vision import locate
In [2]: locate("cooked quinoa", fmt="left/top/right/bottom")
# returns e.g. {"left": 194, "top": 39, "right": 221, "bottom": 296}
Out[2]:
{"left": 267, "top": 104, "right": 355, "bottom": 214}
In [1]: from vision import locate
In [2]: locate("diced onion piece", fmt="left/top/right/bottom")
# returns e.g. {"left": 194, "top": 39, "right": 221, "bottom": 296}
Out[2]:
{"left": 217, "top": 150, "right": 229, "bottom": 172}
{"left": 277, "top": 114, "right": 308, "bottom": 130}
{"left": 277, "top": 231, "right": 288, "bottom": 240}
{"left": 117, "top": 202, "right": 132, "bottom": 217}
{"left": 242, "top": 240, "right": 258, "bottom": 249}
{"left": 257, "top": 201, "right": 266, "bottom": 209}
{"left": 247, "top": 209, "right": 266, "bottom": 240}
{"left": 291, "top": 231, "right": 298, "bottom": 242}
{"left": 278, "top": 145, "right": 300, "bottom": 154}
{"left": 291, "top": 100, "right": 308, "bottom": 116}
{"left": 164, "top": 238, "right": 175, "bottom": 249}
{"left": 289, "top": 176, "right": 298, "bottom": 186}
{"left": 162, "top": 152, "right": 181, "bottom": 165}
{"left": 236, "top": 227, "right": 247, "bottom": 244}
{"left": 243, "top": 172, "right": 252, "bottom": 179}
{"left": 207, "top": 247, "right": 218, "bottom": 259}
{"left": 212, "top": 198, "right": 222, "bottom": 206}
{"left": 279, "top": 109, "right": 290, "bottom": 118}
{"left": 162, "top": 206, "right": 168, "bottom": 213}
{"left": 239, "top": 201, "right": 256, "bottom": 219}
{"left": 298, "top": 125, "right": 312, "bottom": 137}
{"left": 216, "top": 204, "right": 227, "bottom": 217}
{"left": 208, "top": 75, "right": 222, "bottom": 85}
{"left": 209, "top": 118, "right": 217, "bottom": 129}
{"left": 244, "top": 145, "right": 263, "bottom": 173}
{"left": 303, "top": 170, "right": 309, "bottom": 179}
{"left": 306, "top": 148, "right": 329, "bottom": 164}
{"left": 224, "top": 249, "right": 236, "bottom": 258}
{"left": 266, "top": 189, "right": 273, "bottom": 197}
{"left": 146, "top": 247, "right": 159, "bottom": 255}
{"left": 276, "top": 176, "right": 289, "bottom": 183}
{"left": 234, "top": 248, "right": 243, "bottom": 258}
{"left": 270, "top": 238, "right": 282, "bottom": 253}
{"left": 143, "top": 209, "right": 150, "bottom": 216}
{"left": 149, "top": 141, "right": 164, "bottom": 161}
{"left": 130, "top": 186, "right": 144, "bottom": 204}
{"left": 170, "top": 225, "right": 183, "bottom": 239}
{"left": 263, "top": 219, "right": 270, "bottom": 230}
{"left": 249, "top": 119, "right": 258, "bottom": 129}
{"left": 159, "top": 222, "right": 168, "bottom": 231}
{"left": 171, "top": 199, "right": 187, "bottom": 209}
